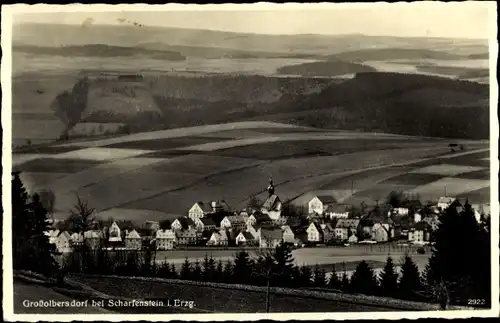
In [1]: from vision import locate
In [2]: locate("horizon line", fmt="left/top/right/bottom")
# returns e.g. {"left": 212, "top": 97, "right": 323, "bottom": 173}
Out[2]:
{"left": 12, "top": 22, "right": 489, "bottom": 42}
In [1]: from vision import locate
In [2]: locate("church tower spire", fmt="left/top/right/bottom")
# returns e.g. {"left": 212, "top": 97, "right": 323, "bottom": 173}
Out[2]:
{"left": 267, "top": 177, "right": 275, "bottom": 197}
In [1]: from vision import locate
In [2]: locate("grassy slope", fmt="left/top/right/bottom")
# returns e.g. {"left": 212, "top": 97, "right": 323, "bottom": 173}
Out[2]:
{"left": 276, "top": 61, "right": 376, "bottom": 77}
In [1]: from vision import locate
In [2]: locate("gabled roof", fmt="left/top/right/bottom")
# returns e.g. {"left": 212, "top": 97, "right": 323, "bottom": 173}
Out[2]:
{"left": 200, "top": 218, "right": 216, "bottom": 226}
{"left": 326, "top": 204, "right": 350, "bottom": 214}
{"left": 241, "top": 232, "right": 255, "bottom": 240}
{"left": 308, "top": 222, "right": 323, "bottom": 233}
{"left": 260, "top": 228, "right": 282, "bottom": 240}
{"left": 323, "top": 222, "right": 335, "bottom": 232}
{"left": 58, "top": 231, "right": 71, "bottom": 240}
{"left": 262, "top": 195, "right": 281, "bottom": 211}
{"left": 194, "top": 202, "right": 214, "bottom": 213}
{"left": 125, "top": 229, "right": 141, "bottom": 239}
{"left": 314, "top": 195, "right": 337, "bottom": 205}
{"left": 252, "top": 212, "right": 272, "bottom": 223}
{"left": 225, "top": 215, "right": 248, "bottom": 225}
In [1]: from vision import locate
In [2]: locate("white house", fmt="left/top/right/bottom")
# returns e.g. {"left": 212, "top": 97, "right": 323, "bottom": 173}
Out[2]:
{"left": 194, "top": 217, "right": 217, "bottom": 232}
{"left": 55, "top": 231, "right": 72, "bottom": 253}
{"left": 206, "top": 230, "right": 228, "bottom": 247}
{"left": 236, "top": 232, "right": 256, "bottom": 246}
{"left": 282, "top": 225, "right": 295, "bottom": 244}
{"left": 408, "top": 222, "right": 431, "bottom": 244}
{"left": 156, "top": 229, "right": 176, "bottom": 250}
{"left": 371, "top": 223, "right": 390, "bottom": 242}
{"left": 348, "top": 234, "right": 359, "bottom": 244}
{"left": 220, "top": 215, "right": 248, "bottom": 231}
{"left": 45, "top": 229, "right": 60, "bottom": 245}
{"left": 306, "top": 222, "right": 323, "bottom": 243}
{"left": 108, "top": 222, "right": 122, "bottom": 242}
{"left": 437, "top": 197, "right": 456, "bottom": 211}
{"left": 247, "top": 224, "right": 261, "bottom": 240}
{"left": 308, "top": 196, "right": 336, "bottom": 216}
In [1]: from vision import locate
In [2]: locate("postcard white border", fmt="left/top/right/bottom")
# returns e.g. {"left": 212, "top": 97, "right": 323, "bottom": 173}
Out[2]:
{"left": 2, "top": 2, "right": 499, "bottom": 321}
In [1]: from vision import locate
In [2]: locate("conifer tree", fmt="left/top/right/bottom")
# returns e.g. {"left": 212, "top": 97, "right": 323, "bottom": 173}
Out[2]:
{"left": 192, "top": 259, "right": 202, "bottom": 279}
{"left": 233, "top": 251, "right": 252, "bottom": 284}
{"left": 170, "top": 264, "right": 178, "bottom": 279}
{"left": 180, "top": 258, "right": 192, "bottom": 280}
{"left": 399, "top": 255, "right": 422, "bottom": 301}
{"left": 350, "top": 260, "right": 379, "bottom": 296}
{"left": 341, "top": 272, "right": 351, "bottom": 292}
{"left": 29, "top": 193, "right": 59, "bottom": 276}
{"left": 272, "top": 243, "right": 295, "bottom": 286}
{"left": 424, "top": 201, "right": 490, "bottom": 306}
{"left": 379, "top": 257, "right": 399, "bottom": 298}
{"left": 223, "top": 261, "right": 233, "bottom": 283}
{"left": 12, "top": 171, "right": 31, "bottom": 269}
{"left": 299, "top": 265, "right": 312, "bottom": 287}
{"left": 202, "top": 254, "right": 216, "bottom": 282}
{"left": 215, "top": 260, "right": 224, "bottom": 282}
{"left": 313, "top": 265, "right": 327, "bottom": 287}
{"left": 327, "top": 264, "right": 341, "bottom": 290}
{"left": 158, "top": 261, "right": 171, "bottom": 278}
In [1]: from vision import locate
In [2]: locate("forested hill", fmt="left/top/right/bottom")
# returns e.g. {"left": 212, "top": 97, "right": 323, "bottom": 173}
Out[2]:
{"left": 267, "top": 72, "right": 489, "bottom": 140}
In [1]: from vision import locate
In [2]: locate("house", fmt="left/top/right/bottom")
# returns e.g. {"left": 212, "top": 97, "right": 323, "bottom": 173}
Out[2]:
{"left": 55, "top": 231, "right": 72, "bottom": 253}
{"left": 306, "top": 222, "right": 324, "bottom": 243}
{"left": 236, "top": 232, "right": 256, "bottom": 246}
{"left": 194, "top": 217, "right": 217, "bottom": 232}
{"left": 282, "top": 225, "right": 295, "bottom": 244}
{"left": 325, "top": 204, "right": 350, "bottom": 219}
{"left": 320, "top": 223, "right": 335, "bottom": 243}
{"left": 308, "top": 195, "right": 337, "bottom": 216}
{"left": 371, "top": 223, "right": 390, "bottom": 242}
{"left": 188, "top": 202, "right": 214, "bottom": 220}
{"left": 83, "top": 230, "right": 102, "bottom": 249}
{"left": 124, "top": 229, "right": 142, "bottom": 250}
{"left": 414, "top": 210, "right": 423, "bottom": 223}
{"left": 108, "top": 222, "right": 122, "bottom": 242}
{"left": 259, "top": 228, "right": 283, "bottom": 248}
{"left": 261, "top": 179, "right": 282, "bottom": 220}
{"left": 70, "top": 232, "right": 84, "bottom": 246}
{"left": 206, "top": 230, "right": 229, "bottom": 247}
{"left": 334, "top": 219, "right": 360, "bottom": 241}
{"left": 220, "top": 215, "right": 248, "bottom": 231}
{"left": 171, "top": 217, "right": 195, "bottom": 231}
{"left": 409, "top": 222, "right": 432, "bottom": 244}
{"left": 358, "top": 218, "right": 374, "bottom": 239}
{"left": 177, "top": 228, "right": 198, "bottom": 246}
{"left": 437, "top": 197, "right": 456, "bottom": 211}
{"left": 247, "top": 212, "right": 273, "bottom": 227}
{"left": 142, "top": 220, "right": 160, "bottom": 233}
{"left": 348, "top": 234, "right": 358, "bottom": 244}
{"left": 156, "top": 229, "right": 176, "bottom": 250}
{"left": 394, "top": 200, "right": 423, "bottom": 216}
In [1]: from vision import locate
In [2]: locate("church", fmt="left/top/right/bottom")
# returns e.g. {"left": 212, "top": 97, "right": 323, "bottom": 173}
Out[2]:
{"left": 260, "top": 178, "right": 282, "bottom": 221}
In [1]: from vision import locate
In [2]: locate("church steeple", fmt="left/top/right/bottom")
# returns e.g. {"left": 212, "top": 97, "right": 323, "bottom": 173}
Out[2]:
{"left": 267, "top": 177, "right": 275, "bottom": 197}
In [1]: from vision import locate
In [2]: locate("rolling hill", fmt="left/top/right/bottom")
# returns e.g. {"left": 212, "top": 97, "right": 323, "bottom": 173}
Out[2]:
{"left": 325, "top": 48, "right": 465, "bottom": 62}
{"left": 13, "top": 23, "right": 488, "bottom": 56}
{"left": 276, "top": 61, "right": 376, "bottom": 77}
{"left": 13, "top": 44, "right": 186, "bottom": 61}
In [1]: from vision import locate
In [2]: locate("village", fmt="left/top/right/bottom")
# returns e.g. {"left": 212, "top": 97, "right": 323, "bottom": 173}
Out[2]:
{"left": 45, "top": 179, "right": 491, "bottom": 254}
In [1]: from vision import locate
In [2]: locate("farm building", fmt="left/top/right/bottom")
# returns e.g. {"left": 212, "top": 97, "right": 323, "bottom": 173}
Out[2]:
{"left": 194, "top": 217, "right": 217, "bottom": 232}
{"left": 206, "top": 230, "right": 229, "bottom": 247}
{"left": 177, "top": 228, "right": 199, "bottom": 246}
{"left": 220, "top": 215, "right": 248, "bottom": 231}
{"left": 246, "top": 212, "right": 273, "bottom": 227}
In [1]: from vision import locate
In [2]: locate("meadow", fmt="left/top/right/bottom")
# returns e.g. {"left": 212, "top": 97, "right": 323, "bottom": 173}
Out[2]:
{"left": 12, "top": 121, "right": 490, "bottom": 217}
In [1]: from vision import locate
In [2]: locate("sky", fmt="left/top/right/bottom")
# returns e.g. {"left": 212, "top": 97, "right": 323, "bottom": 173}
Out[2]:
{"left": 10, "top": 3, "right": 493, "bottom": 39}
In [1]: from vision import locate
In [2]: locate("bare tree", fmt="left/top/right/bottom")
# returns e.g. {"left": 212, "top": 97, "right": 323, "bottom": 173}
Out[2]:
{"left": 68, "top": 194, "right": 96, "bottom": 233}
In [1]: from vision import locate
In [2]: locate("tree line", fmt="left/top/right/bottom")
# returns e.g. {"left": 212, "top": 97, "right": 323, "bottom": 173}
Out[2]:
{"left": 11, "top": 171, "right": 491, "bottom": 309}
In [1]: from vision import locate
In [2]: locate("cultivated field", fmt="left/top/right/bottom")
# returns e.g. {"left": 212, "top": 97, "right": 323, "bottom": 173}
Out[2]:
{"left": 13, "top": 122, "right": 490, "bottom": 216}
